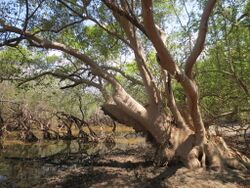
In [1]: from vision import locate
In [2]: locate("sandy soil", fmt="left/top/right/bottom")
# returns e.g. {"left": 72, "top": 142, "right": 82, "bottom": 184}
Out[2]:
{"left": 33, "top": 145, "right": 250, "bottom": 188}
{"left": 0, "top": 124, "right": 249, "bottom": 188}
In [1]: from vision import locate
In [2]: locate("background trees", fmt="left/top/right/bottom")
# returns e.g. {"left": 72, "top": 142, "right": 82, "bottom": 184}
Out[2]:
{"left": 198, "top": 1, "right": 250, "bottom": 123}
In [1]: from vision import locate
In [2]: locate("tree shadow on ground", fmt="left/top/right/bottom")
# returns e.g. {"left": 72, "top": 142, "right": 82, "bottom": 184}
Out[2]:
{"left": 137, "top": 164, "right": 183, "bottom": 188}
{"left": 213, "top": 167, "right": 250, "bottom": 187}
{"left": 41, "top": 159, "right": 156, "bottom": 188}
{"left": 89, "top": 159, "right": 154, "bottom": 169}
{"left": 56, "top": 169, "right": 120, "bottom": 188}
{"left": 52, "top": 161, "right": 183, "bottom": 188}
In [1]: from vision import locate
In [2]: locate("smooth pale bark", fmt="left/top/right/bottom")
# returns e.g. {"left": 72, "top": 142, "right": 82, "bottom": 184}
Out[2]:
{"left": 179, "top": 75, "right": 206, "bottom": 145}
{"left": 113, "top": 87, "right": 169, "bottom": 144}
{"left": 1, "top": 21, "right": 170, "bottom": 145}
{"left": 141, "top": 0, "right": 207, "bottom": 145}
{"left": 112, "top": 5, "right": 161, "bottom": 110}
{"left": 162, "top": 71, "right": 187, "bottom": 130}
{"left": 101, "top": 103, "right": 145, "bottom": 132}
{"left": 185, "top": 0, "right": 217, "bottom": 78}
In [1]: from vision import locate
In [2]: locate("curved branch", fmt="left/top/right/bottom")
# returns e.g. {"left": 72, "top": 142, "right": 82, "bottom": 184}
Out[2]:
{"left": 141, "top": 0, "right": 177, "bottom": 76}
{"left": 18, "top": 71, "right": 102, "bottom": 90}
{"left": 163, "top": 71, "right": 188, "bottom": 129}
{"left": 33, "top": 19, "right": 86, "bottom": 35}
{"left": 88, "top": 17, "right": 132, "bottom": 48}
{"left": 102, "top": 0, "right": 148, "bottom": 37}
{"left": 101, "top": 65, "right": 143, "bottom": 86}
{"left": 0, "top": 23, "right": 119, "bottom": 87}
{"left": 111, "top": 2, "right": 161, "bottom": 108}
{"left": 57, "top": 0, "right": 132, "bottom": 48}
{"left": 185, "top": 0, "right": 217, "bottom": 78}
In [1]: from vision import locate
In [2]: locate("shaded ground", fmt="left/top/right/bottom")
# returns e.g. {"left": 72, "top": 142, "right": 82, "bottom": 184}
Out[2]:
{"left": 42, "top": 147, "right": 250, "bottom": 188}
{"left": 2, "top": 145, "right": 248, "bottom": 188}
{"left": 0, "top": 124, "right": 250, "bottom": 188}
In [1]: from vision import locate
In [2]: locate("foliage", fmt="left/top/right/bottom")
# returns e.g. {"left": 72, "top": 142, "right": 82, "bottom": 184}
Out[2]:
{"left": 0, "top": 0, "right": 249, "bottom": 124}
{"left": 197, "top": 0, "right": 250, "bottom": 122}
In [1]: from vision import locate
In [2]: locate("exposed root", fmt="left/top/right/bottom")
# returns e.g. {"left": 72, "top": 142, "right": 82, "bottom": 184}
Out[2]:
{"left": 153, "top": 128, "right": 249, "bottom": 171}
{"left": 209, "top": 135, "right": 249, "bottom": 171}
{"left": 204, "top": 142, "right": 222, "bottom": 171}
{"left": 185, "top": 147, "right": 202, "bottom": 169}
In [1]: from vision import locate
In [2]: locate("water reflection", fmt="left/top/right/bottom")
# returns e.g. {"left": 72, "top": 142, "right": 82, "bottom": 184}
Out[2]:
{"left": 0, "top": 126, "right": 146, "bottom": 187}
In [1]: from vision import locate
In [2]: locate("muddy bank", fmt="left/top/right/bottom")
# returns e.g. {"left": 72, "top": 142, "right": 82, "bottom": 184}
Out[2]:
{"left": 41, "top": 147, "right": 250, "bottom": 188}
{"left": 0, "top": 124, "right": 249, "bottom": 188}
{"left": 1, "top": 145, "right": 249, "bottom": 188}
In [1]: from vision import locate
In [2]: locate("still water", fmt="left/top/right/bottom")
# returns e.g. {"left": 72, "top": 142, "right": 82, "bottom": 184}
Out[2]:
{"left": 0, "top": 126, "right": 146, "bottom": 187}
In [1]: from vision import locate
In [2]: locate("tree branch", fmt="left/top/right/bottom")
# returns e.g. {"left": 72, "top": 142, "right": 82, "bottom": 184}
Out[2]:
{"left": 101, "top": 65, "right": 143, "bottom": 86}
{"left": 0, "top": 23, "right": 120, "bottom": 87}
{"left": 141, "top": 0, "right": 178, "bottom": 76}
{"left": 88, "top": 17, "right": 132, "bottom": 48}
{"left": 185, "top": 0, "right": 217, "bottom": 78}
{"left": 163, "top": 71, "right": 188, "bottom": 129}
{"left": 57, "top": 0, "right": 132, "bottom": 48}
{"left": 102, "top": 0, "right": 148, "bottom": 37}
{"left": 33, "top": 19, "right": 86, "bottom": 35}
{"left": 111, "top": 2, "right": 162, "bottom": 107}
{"left": 18, "top": 71, "right": 102, "bottom": 90}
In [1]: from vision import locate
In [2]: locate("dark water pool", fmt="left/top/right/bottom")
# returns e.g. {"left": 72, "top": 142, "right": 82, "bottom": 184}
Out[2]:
{"left": 0, "top": 127, "right": 146, "bottom": 187}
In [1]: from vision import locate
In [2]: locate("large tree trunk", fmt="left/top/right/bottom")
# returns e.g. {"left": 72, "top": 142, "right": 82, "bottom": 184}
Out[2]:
{"left": 101, "top": 103, "right": 145, "bottom": 132}
{"left": 102, "top": 94, "right": 249, "bottom": 170}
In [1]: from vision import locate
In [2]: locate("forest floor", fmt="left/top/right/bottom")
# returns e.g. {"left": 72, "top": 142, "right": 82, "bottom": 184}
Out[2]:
{"left": 35, "top": 145, "right": 249, "bottom": 188}
{"left": 0, "top": 124, "right": 249, "bottom": 188}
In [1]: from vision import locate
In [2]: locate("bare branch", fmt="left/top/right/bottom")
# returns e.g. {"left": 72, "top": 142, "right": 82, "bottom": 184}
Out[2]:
{"left": 57, "top": 0, "right": 132, "bottom": 48}
{"left": 101, "top": 65, "right": 143, "bottom": 86}
{"left": 23, "top": 0, "right": 29, "bottom": 31}
{"left": 28, "top": 0, "right": 45, "bottom": 20}
{"left": 88, "top": 17, "right": 132, "bottom": 48}
{"left": 18, "top": 71, "right": 102, "bottom": 90}
{"left": 0, "top": 23, "right": 119, "bottom": 87}
{"left": 22, "top": 0, "right": 45, "bottom": 32}
{"left": 163, "top": 71, "right": 188, "bottom": 129}
{"left": 185, "top": 0, "right": 217, "bottom": 78}
{"left": 33, "top": 19, "right": 86, "bottom": 35}
{"left": 102, "top": 0, "right": 148, "bottom": 37}
{"left": 57, "top": 0, "right": 85, "bottom": 17}
{"left": 141, "top": 0, "right": 177, "bottom": 76}
{"left": 111, "top": 2, "right": 161, "bottom": 107}
{"left": 0, "top": 36, "right": 24, "bottom": 47}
